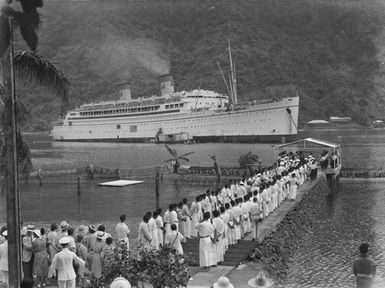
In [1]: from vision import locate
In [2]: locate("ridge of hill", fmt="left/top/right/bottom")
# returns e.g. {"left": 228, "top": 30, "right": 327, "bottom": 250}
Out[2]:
{"left": 12, "top": 0, "right": 385, "bottom": 130}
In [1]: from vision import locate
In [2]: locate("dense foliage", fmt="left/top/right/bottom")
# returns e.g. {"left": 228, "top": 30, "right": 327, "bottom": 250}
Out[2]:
{"left": 238, "top": 151, "right": 260, "bottom": 170}
{"left": 13, "top": 0, "right": 385, "bottom": 130}
{"left": 90, "top": 242, "right": 189, "bottom": 288}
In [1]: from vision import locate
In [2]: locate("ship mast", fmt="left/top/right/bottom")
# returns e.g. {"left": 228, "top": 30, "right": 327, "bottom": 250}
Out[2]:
{"left": 228, "top": 39, "right": 238, "bottom": 105}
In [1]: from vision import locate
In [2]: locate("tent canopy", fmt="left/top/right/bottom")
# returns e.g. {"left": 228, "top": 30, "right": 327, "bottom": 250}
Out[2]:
{"left": 276, "top": 137, "right": 340, "bottom": 150}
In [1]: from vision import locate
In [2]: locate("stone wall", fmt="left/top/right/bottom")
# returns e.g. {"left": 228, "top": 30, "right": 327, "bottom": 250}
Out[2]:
{"left": 252, "top": 176, "right": 331, "bottom": 281}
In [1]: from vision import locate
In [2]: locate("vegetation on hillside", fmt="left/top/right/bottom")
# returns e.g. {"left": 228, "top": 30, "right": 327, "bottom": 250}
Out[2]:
{"left": 13, "top": 0, "right": 385, "bottom": 130}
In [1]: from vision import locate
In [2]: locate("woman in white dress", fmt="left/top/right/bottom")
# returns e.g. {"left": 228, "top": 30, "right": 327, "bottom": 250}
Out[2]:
{"left": 195, "top": 212, "right": 215, "bottom": 269}
{"left": 155, "top": 208, "right": 164, "bottom": 247}
{"left": 190, "top": 196, "right": 200, "bottom": 237}
{"left": 148, "top": 211, "right": 158, "bottom": 249}
{"left": 212, "top": 210, "right": 225, "bottom": 263}
{"left": 289, "top": 173, "right": 299, "bottom": 201}
{"left": 165, "top": 224, "right": 184, "bottom": 255}
{"left": 182, "top": 198, "right": 192, "bottom": 239}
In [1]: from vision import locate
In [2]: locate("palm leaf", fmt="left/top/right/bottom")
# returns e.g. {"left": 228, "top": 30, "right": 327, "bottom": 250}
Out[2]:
{"left": 13, "top": 51, "right": 69, "bottom": 103}
{"left": 178, "top": 157, "right": 190, "bottom": 162}
{"left": 16, "top": 129, "right": 33, "bottom": 176}
{"left": 179, "top": 151, "right": 194, "bottom": 158}
{"left": 165, "top": 144, "right": 178, "bottom": 158}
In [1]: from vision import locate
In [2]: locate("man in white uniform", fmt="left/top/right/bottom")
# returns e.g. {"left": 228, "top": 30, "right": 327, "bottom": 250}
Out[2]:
{"left": 48, "top": 236, "right": 85, "bottom": 288}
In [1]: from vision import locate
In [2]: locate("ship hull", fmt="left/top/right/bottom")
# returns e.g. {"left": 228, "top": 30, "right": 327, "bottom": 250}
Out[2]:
{"left": 52, "top": 134, "right": 297, "bottom": 143}
{"left": 52, "top": 97, "right": 299, "bottom": 143}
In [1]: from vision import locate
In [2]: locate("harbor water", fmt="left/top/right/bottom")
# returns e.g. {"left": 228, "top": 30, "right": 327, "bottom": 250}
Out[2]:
{"left": 1, "top": 128, "right": 385, "bottom": 287}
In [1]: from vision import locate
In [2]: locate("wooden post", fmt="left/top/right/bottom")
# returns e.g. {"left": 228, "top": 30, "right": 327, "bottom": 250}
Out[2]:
{"left": 4, "top": 18, "right": 22, "bottom": 288}
{"left": 155, "top": 167, "right": 160, "bottom": 209}
{"left": 77, "top": 176, "right": 81, "bottom": 195}
{"left": 38, "top": 169, "right": 43, "bottom": 186}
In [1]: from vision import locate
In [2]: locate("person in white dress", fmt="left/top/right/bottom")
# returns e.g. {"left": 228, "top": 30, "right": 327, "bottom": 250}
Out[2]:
{"left": 288, "top": 173, "right": 299, "bottom": 201}
{"left": 226, "top": 203, "right": 236, "bottom": 246}
{"left": 212, "top": 210, "right": 225, "bottom": 263}
{"left": 177, "top": 203, "right": 187, "bottom": 243}
{"left": 190, "top": 196, "right": 200, "bottom": 237}
{"left": 115, "top": 214, "right": 130, "bottom": 251}
{"left": 249, "top": 198, "right": 261, "bottom": 241}
{"left": 233, "top": 199, "right": 242, "bottom": 242}
{"left": 182, "top": 198, "right": 192, "bottom": 239}
{"left": 219, "top": 206, "right": 230, "bottom": 252}
{"left": 163, "top": 205, "right": 172, "bottom": 235}
{"left": 155, "top": 208, "right": 164, "bottom": 247}
{"left": 137, "top": 215, "right": 152, "bottom": 249}
{"left": 147, "top": 211, "right": 158, "bottom": 249}
{"left": 165, "top": 224, "right": 184, "bottom": 255}
{"left": 195, "top": 212, "right": 215, "bottom": 269}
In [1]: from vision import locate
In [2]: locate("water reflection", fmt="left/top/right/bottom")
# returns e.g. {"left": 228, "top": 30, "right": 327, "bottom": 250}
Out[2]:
{"left": 282, "top": 180, "right": 385, "bottom": 288}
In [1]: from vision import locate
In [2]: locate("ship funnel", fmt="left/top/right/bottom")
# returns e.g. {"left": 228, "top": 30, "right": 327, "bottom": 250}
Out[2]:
{"left": 159, "top": 74, "right": 174, "bottom": 96}
{"left": 117, "top": 83, "right": 132, "bottom": 101}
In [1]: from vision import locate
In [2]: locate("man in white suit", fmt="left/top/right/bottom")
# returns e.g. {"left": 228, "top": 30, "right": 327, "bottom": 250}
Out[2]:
{"left": 48, "top": 236, "right": 85, "bottom": 288}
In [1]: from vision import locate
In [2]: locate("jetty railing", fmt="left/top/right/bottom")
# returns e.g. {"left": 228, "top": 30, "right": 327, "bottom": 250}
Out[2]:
{"left": 340, "top": 168, "right": 385, "bottom": 178}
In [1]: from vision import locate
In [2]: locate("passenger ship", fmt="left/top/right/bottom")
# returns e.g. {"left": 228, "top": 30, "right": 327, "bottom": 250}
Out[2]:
{"left": 51, "top": 74, "right": 299, "bottom": 143}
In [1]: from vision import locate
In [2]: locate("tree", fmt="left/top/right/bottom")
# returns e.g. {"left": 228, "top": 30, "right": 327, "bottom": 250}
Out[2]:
{"left": 0, "top": 1, "right": 69, "bottom": 287}
{"left": 164, "top": 144, "right": 193, "bottom": 173}
{"left": 238, "top": 151, "right": 260, "bottom": 174}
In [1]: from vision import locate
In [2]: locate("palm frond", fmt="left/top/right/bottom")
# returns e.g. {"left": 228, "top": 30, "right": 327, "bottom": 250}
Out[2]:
{"left": 178, "top": 157, "right": 190, "bottom": 162}
{"left": 179, "top": 151, "right": 194, "bottom": 158}
{"left": 165, "top": 144, "right": 178, "bottom": 158}
{"left": 16, "top": 129, "right": 33, "bottom": 176}
{"left": 13, "top": 51, "right": 69, "bottom": 103}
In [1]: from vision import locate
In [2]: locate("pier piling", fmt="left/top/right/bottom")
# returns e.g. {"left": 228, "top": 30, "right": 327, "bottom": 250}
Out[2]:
{"left": 155, "top": 167, "right": 160, "bottom": 209}
{"left": 77, "top": 176, "right": 81, "bottom": 195}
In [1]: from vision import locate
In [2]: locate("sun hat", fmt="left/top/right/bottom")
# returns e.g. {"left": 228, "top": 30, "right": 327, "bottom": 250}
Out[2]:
{"left": 213, "top": 276, "right": 234, "bottom": 288}
{"left": 59, "top": 236, "right": 71, "bottom": 245}
{"left": 110, "top": 277, "right": 131, "bottom": 288}
{"left": 78, "top": 225, "right": 87, "bottom": 232}
{"left": 96, "top": 231, "right": 105, "bottom": 240}
{"left": 89, "top": 225, "right": 96, "bottom": 233}
{"left": 26, "top": 224, "right": 34, "bottom": 231}
{"left": 248, "top": 272, "right": 273, "bottom": 288}
{"left": 60, "top": 221, "right": 69, "bottom": 230}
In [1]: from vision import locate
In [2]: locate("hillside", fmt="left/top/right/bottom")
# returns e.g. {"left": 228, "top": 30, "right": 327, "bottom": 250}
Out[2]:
{"left": 10, "top": 0, "right": 385, "bottom": 130}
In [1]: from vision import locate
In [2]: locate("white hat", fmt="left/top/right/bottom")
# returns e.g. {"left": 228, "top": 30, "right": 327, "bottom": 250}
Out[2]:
{"left": 2, "top": 230, "right": 7, "bottom": 237}
{"left": 96, "top": 231, "right": 105, "bottom": 240}
{"left": 59, "top": 236, "right": 71, "bottom": 245}
{"left": 213, "top": 276, "right": 234, "bottom": 288}
{"left": 247, "top": 272, "right": 273, "bottom": 288}
{"left": 27, "top": 224, "right": 34, "bottom": 231}
{"left": 110, "top": 277, "right": 131, "bottom": 288}
{"left": 60, "top": 221, "right": 69, "bottom": 230}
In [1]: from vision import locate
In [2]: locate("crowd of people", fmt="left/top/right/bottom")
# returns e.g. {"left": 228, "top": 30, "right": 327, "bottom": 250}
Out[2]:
{"left": 0, "top": 150, "right": 320, "bottom": 287}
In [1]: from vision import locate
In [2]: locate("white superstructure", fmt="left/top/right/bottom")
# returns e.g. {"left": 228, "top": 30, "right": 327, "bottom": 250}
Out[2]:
{"left": 51, "top": 75, "right": 299, "bottom": 143}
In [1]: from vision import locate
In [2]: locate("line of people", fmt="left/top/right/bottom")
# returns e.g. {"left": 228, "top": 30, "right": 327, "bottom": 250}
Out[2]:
{"left": 0, "top": 151, "right": 318, "bottom": 287}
